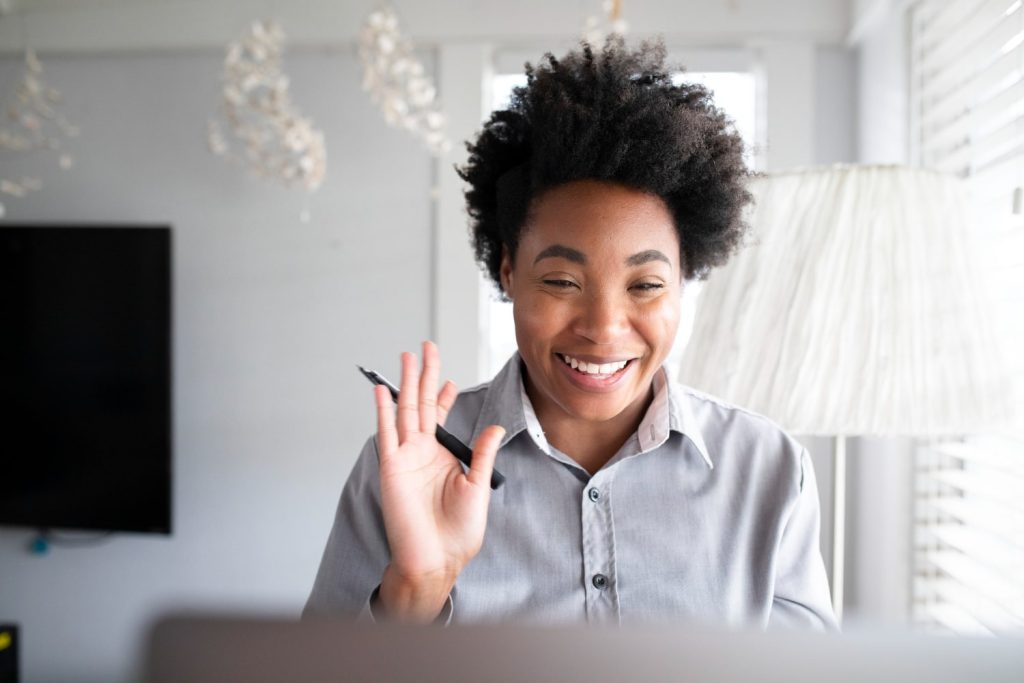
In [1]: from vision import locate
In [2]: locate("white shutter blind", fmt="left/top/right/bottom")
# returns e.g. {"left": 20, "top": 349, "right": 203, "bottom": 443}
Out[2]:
{"left": 910, "top": 0, "right": 1024, "bottom": 635}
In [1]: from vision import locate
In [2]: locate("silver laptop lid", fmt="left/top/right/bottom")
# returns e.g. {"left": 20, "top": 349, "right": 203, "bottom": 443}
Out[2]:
{"left": 143, "top": 613, "right": 1024, "bottom": 683}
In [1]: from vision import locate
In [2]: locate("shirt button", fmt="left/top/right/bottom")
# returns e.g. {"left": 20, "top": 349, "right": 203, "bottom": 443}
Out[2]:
{"left": 588, "top": 487, "right": 601, "bottom": 502}
{"left": 592, "top": 573, "right": 609, "bottom": 590}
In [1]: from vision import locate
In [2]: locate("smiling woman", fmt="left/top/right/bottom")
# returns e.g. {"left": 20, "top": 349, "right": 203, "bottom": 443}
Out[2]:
{"left": 500, "top": 180, "right": 683, "bottom": 474}
{"left": 305, "top": 37, "right": 838, "bottom": 631}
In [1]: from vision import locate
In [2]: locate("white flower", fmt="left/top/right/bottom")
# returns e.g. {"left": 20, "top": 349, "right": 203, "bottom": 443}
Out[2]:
{"left": 209, "top": 19, "right": 327, "bottom": 193}
{"left": 358, "top": 5, "right": 449, "bottom": 155}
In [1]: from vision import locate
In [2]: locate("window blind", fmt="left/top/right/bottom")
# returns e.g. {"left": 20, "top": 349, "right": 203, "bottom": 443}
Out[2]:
{"left": 910, "top": 0, "right": 1024, "bottom": 635}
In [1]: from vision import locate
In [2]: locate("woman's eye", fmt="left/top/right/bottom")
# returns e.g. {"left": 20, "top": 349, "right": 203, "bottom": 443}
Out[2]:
{"left": 632, "top": 282, "right": 664, "bottom": 292}
{"left": 543, "top": 279, "right": 576, "bottom": 288}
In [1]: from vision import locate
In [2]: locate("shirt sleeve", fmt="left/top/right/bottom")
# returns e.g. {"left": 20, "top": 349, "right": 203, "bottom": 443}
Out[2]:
{"left": 302, "top": 434, "right": 391, "bottom": 620}
{"left": 767, "top": 448, "right": 840, "bottom": 632}
{"left": 362, "top": 584, "right": 455, "bottom": 625}
{"left": 302, "top": 435, "right": 454, "bottom": 624}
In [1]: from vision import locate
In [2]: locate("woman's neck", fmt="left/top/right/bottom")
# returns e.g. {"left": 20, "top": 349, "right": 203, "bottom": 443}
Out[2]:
{"left": 523, "top": 371, "right": 655, "bottom": 476}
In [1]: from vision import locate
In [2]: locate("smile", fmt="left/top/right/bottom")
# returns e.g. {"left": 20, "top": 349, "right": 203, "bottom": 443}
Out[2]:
{"left": 557, "top": 353, "right": 635, "bottom": 376}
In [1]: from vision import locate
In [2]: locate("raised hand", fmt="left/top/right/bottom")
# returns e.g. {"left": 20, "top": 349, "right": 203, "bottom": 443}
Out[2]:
{"left": 373, "top": 340, "right": 504, "bottom": 622}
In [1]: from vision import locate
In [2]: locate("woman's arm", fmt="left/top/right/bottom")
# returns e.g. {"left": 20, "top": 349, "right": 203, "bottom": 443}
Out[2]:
{"left": 768, "top": 449, "right": 840, "bottom": 632}
{"left": 302, "top": 432, "right": 391, "bottom": 619}
{"left": 304, "top": 341, "right": 503, "bottom": 624}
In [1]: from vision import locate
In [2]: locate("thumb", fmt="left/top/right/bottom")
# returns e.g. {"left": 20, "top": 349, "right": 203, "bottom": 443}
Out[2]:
{"left": 465, "top": 425, "right": 505, "bottom": 489}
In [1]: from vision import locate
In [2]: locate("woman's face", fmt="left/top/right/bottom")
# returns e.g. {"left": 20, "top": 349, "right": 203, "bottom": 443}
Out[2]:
{"left": 500, "top": 179, "right": 683, "bottom": 427}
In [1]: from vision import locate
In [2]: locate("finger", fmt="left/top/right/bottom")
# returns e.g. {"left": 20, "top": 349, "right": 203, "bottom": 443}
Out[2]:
{"left": 374, "top": 384, "right": 398, "bottom": 459}
{"left": 436, "top": 380, "right": 458, "bottom": 428}
{"left": 466, "top": 425, "right": 505, "bottom": 489}
{"left": 396, "top": 351, "right": 419, "bottom": 439}
{"left": 418, "top": 340, "right": 440, "bottom": 434}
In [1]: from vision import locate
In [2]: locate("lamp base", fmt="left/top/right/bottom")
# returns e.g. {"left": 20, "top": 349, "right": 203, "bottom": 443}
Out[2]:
{"left": 832, "top": 435, "right": 846, "bottom": 624}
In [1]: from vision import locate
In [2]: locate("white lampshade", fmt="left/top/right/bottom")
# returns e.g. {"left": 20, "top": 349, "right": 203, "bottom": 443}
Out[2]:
{"left": 678, "top": 164, "right": 1013, "bottom": 437}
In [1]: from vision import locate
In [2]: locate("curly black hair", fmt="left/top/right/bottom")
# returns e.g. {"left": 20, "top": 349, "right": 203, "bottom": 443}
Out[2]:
{"left": 457, "top": 36, "right": 752, "bottom": 299}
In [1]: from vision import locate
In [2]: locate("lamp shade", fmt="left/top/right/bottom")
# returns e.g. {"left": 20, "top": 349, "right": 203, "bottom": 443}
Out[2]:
{"left": 677, "top": 164, "right": 1013, "bottom": 436}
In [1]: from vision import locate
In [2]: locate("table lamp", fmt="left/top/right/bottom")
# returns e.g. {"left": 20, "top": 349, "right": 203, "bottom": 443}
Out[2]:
{"left": 677, "top": 164, "right": 1013, "bottom": 622}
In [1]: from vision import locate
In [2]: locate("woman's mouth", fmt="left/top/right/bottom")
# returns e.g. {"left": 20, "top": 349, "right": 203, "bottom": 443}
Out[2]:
{"left": 556, "top": 352, "right": 636, "bottom": 383}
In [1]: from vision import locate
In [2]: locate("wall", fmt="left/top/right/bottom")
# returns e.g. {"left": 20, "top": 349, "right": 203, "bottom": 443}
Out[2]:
{"left": 817, "top": 45, "right": 859, "bottom": 165}
{"left": 0, "top": 49, "right": 434, "bottom": 682}
{"left": 0, "top": 1, "right": 857, "bottom": 680}
{"left": 855, "top": 1, "right": 909, "bottom": 164}
{"left": 0, "top": 0, "right": 849, "bottom": 52}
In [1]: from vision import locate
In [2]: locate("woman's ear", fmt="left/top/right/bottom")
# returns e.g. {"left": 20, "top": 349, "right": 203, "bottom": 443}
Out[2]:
{"left": 499, "top": 247, "right": 514, "bottom": 299}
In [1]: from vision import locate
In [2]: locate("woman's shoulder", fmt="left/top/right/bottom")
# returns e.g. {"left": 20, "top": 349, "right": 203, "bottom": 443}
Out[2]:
{"left": 442, "top": 354, "right": 526, "bottom": 444}
{"left": 670, "top": 378, "right": 809, "bottom": 483}
{"left": 674, "top": 380, "right": 796, "bottom": 437}
{"left": 441, "top": 378, "right": 495, "bottom": 442}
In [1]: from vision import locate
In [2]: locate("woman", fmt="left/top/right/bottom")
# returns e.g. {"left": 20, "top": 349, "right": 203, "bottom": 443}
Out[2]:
{"left": 305, "top": 38, "right": 837, "bottom": 630}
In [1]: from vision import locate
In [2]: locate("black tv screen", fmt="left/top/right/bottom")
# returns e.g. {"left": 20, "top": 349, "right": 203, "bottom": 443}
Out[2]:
{"left": 0, "top": 225, "right": 172, "bottom": 534}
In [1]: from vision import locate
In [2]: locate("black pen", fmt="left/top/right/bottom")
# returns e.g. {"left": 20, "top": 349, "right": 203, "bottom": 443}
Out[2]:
{"left": 358, "top": 365, "right": 505, "bottom": 490}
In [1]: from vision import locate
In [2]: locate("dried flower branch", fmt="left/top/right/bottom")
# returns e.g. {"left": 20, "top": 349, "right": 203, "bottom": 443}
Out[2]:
{"left": 583, "top": 0, "right": 629, "bottom": 45}
{"left": 358, "top": 5, "right": 450, "bottom": 155}
{"left": 208, "top": 20, "right": 327, "bottom": 192}
{"left": 0, "top": 49, "right": 79, "bottom": 215}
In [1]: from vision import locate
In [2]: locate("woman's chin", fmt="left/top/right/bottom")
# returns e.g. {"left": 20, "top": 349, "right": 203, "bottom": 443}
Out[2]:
{"left": 562, "top": 400, "right": 635, "bottom": 424}
{"left": 522, "top": 355, "right": 654, "bottom": 426}
{"left": 548, "top": 365, "right": 648, "bottom": 423}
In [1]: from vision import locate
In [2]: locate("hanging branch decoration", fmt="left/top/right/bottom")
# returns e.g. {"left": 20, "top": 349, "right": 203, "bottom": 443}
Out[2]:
{"left": 208, "top": 20, "right": 326, "bottom": 192}
{"left": 0, "top": 49, "right": 80, "bottom": 215}
{"left": 358, "top": 6, "right": 450, "bottom": 155}
{"left": 583, "top": 0, "right": 629, "bottom": 45}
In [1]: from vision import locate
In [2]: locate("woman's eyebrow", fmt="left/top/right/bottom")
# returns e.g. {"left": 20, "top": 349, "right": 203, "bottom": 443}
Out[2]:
{"left": 625, "top": 249, "right": 671, "bottom": 266}
{"left": 533, "top": 245, "right": 671, "bottom": 267}
{"left": 533, "top": 244, "right": 586, "bottom": 265}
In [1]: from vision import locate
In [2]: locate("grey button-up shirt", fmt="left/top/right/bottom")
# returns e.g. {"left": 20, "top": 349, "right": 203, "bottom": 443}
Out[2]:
{"left": 305, "top": 353, "right": 837, "bottom": 631}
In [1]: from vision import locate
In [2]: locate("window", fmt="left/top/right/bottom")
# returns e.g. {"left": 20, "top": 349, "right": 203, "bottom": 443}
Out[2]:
{"left": 910, "top": 0, "right": 1024, "bottom": 635}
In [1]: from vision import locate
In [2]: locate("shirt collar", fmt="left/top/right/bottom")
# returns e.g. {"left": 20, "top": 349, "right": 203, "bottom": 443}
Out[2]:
{"left": 667, "top": 372, "right": 714, "bottom": 469}
{"left": 471, "top": 352, "right": 713, "bottom": 470}
{"left": 520, "top": 376, "right": 554, "bottom": 456}
{"left": 470, "top": 353, "right": 529, "bottom": 450}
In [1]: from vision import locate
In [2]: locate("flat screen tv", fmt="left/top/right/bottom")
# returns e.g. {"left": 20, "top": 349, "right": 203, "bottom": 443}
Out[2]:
{"left": 0, "top": 225, "right": 172, "bottom": 535}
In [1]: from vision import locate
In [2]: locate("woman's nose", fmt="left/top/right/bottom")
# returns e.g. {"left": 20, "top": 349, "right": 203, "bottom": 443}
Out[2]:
{"left": 572, "top": 291, "right": 630, "bottom": 344}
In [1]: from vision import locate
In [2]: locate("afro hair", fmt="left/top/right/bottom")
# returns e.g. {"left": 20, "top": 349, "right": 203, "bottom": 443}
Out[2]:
{"left": 457, "top": 36, "right": 753, "bottom": 299}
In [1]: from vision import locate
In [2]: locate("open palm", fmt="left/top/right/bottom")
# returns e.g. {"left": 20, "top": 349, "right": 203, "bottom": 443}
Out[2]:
{"left": 374, "top": 341, "right": 504, "bottom": 605}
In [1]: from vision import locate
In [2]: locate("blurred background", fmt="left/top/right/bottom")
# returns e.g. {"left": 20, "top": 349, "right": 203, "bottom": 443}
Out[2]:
{"left": 0, "top": 1, "right": 1021, "bottom": 681}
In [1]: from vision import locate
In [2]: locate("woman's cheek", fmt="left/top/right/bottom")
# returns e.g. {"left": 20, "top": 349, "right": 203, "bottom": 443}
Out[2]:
{"left": 639, "top": 296, "right": 681, "bottom": 338}
{"left": 518, "top": 296, "right": 567, "bottom": 330}
{"left": 513, "top": 299, "right": 553, "bottom": 344}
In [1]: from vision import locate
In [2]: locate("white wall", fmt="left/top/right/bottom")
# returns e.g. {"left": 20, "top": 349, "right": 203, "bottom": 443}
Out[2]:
{"left": 0, "top": 0, "right": 849, "bottom": 52}
{"left": 817, "top": 45, "right": 859, "bottom": 165}
{"left": 0, "top": 49, "right": 435, "bottom": 682}
{"left": 0, "top": 1, "right": 857, "bottom": 681}
{"left": 855, "top": 1, "right": 909, "bottom": 163}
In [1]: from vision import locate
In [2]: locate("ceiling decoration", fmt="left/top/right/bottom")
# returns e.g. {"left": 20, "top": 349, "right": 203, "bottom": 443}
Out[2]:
{"left": 0, "top": 49, "right": 79, "bottom": 217}
{"left": 358, "top": 5, "right": 449, "bottom": 155}
{"left": 207, "top": 20, "right": 326, "bottom": 193}
{"left": 583, "top": 0, "right": 629, "bottom": 44}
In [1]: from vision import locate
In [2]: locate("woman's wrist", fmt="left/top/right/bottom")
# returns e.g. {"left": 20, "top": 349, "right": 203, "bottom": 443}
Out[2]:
{"left": 376, "top": 564, "right": 458, "bottom": 623}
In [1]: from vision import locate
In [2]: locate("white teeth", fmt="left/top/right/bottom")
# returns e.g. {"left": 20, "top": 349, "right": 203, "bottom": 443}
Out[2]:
{"left": 559, "top": 354, "right": 629, "bottom": 375}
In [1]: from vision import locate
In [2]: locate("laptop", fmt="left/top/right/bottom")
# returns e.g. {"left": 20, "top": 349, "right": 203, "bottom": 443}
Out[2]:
{"left": 142, "top": 613, "right": 1024, "bottom": 683}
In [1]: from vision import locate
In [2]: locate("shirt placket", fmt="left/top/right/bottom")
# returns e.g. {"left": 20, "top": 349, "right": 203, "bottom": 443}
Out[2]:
{"left": 580, "top": 470, "right": 620, "bottom": 624}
